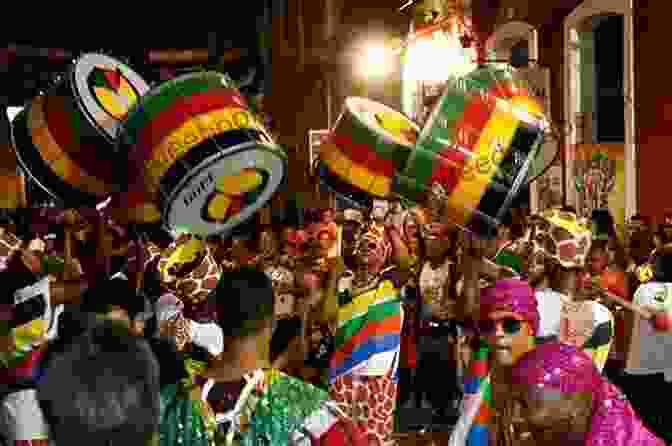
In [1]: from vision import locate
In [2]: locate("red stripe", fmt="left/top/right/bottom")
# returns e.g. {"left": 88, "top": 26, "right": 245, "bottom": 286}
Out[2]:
{"left": 135, "top": 89, "right": 247, "bottom": 161}
{"left": 430, "top": 148, "right": 467, "bottom": 193}
{"left": 329, "top": 134, "right": 396, "bottom": 177}
{"left": 474, "top": 403, "right": 493, "bottom": 424}
{"left": 470, "top": 358, "right": 488, "bottom": 377}
{"left": 455, "top": 94, "right": 497, "bottom": 150}
{"left": 42, "top": 95, "right": 114, "bottom": 184}
{"left": 330, "top": 314, "right": 402, "bottom": 367}
{"left": 15, "top": 440, "right": 49, "bottom": 446}
{"left": 41, "top": 95, "right": 76, "bottom": 160}
{"left": 430, "top": 94, "right": 497, "bottom": 189}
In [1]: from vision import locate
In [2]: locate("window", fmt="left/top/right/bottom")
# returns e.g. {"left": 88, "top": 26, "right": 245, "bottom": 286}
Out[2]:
{"left": 564, "top": 0, "right": 635, "bottom": 220}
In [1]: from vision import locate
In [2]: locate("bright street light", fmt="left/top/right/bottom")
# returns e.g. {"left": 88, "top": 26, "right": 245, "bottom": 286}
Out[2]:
{"left": 355, "top": 43, "right": 395, "bottom": 79}
{"left": 404, "top": 32, "right": 476, "bottom": 83}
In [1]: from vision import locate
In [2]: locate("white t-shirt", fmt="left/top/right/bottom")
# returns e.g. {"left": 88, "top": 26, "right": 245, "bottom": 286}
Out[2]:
{"left": 535, "top": 288, "right": 565, "bottom": 338}
{"left": 535, "top": 289, "right": 614, "bottom": 340}
{"left": 626, "top": 282, "right": 672, "bottom": 380}
{"left": 0, "top": 389, "right": 51, "bottom": 443}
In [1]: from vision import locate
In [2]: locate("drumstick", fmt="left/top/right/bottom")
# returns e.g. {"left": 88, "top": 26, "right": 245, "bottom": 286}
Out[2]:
{"left": 592, "top": 286, "right": 652, "bottom": 319}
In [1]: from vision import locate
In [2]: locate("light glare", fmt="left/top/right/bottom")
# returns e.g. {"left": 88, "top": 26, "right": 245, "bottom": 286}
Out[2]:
{"left": 404, "top": 33, "right": 476, "bottom": 83}
{"left": 6, "top": 107, "right": 23, "bottom": 122}
{"left": 357, "top": 44, "right": 394, "bottom": 78}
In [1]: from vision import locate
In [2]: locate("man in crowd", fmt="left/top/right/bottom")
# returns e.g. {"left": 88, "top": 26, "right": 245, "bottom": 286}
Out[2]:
{"left": 449, "top": 279, "right": 540, "bottom": 446}
{"left": 199, "top": 267, "right": 366, "bottom": 445}
{"left": 37, "top": 319, "right": 160, "bottom": 446}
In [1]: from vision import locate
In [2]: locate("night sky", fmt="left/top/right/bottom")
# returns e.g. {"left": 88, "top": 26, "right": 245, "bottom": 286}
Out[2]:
{"left": 1, "top": 13, "right": 270, "bottom": 106}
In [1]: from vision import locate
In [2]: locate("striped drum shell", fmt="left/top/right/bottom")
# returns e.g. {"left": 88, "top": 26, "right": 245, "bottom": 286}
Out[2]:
{"left": 11, "top": 53, "right": 149, "bottom": 205}
{"left": 395, "top": 66, "right": 548, "bottom": 237}
{"left": 318, "top": 97, "right": 419, "bottom": 208}
{"left": 116, "top": 72, "right": 286, "bottom": 237}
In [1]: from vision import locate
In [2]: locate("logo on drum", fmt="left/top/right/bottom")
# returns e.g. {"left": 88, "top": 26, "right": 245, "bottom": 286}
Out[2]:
{"left": 201, "top": 168, "right": 270, "bottom": 223}
{"left": 88, "top": 66, "right": 139, "bottom": 119}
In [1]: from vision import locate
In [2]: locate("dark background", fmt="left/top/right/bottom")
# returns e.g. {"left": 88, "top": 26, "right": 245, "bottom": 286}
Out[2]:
{"left": 0, "top": 8, "right": 271, "bottom": 106}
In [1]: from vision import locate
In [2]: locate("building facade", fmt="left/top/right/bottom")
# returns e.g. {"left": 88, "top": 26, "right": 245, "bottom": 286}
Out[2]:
{"left": 475, "top": 0, "right": 666, "bottom": 224}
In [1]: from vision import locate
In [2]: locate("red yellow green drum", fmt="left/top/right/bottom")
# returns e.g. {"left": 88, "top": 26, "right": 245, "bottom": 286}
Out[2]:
{"left": 317, "top": 97, "right": 419, "bottom": 207}
{"left": 116, "top": 72, "right": 286, "bottom": 236}
{"left": 395, "top": 65, "right": 549, "bottom": 236}
{"left": 11, "top": 53, "right": 149, "bottom": 205}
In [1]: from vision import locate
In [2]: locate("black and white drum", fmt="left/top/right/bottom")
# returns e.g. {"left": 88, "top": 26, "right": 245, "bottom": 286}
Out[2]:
{"left": 11, "top": 53, "right": 149, "bottom": 205}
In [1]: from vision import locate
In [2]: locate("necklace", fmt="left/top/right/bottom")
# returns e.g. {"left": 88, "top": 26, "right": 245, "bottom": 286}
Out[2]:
{"left": 420, "top": 258, "right": 453, "bottom": 310}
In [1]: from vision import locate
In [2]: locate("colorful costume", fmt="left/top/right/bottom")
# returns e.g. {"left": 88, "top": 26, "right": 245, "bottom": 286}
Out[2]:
{"left": 528, "top": 210, "right": 614, "bottom": 370}
{"left": 450, "top": 279, "right": 539, "bottom": 446}
{"left": 511, "top": 342, "right": 664, "bottom": 445}
{"left": 329, "top": 273, "right": 403, "bottom": 446}
{"left": 329, "top": 221, "right": 404, "bottom": 446}
{"left": 193, "top": 368, "right": 365, "bottom": 445}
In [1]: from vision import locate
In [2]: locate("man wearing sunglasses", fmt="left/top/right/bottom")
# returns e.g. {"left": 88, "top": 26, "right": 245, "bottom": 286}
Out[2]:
{"left": 449, "top": 279, "right": 540, "bottom": 446}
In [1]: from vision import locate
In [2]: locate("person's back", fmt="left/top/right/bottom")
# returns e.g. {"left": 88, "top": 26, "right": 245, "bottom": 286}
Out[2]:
{"left": 37, "top": 319, "right": 160, "bottom": 446}
{"left": 194, "top": 266, "right": 365, "bottom": 445}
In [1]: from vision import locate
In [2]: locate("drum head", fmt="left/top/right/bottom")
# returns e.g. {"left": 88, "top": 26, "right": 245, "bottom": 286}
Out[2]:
{"left": 72, "top": 53, "right": 149, "bottom": 142}
{"left": 163, "top": 141, "right": 286, "bottom": 237}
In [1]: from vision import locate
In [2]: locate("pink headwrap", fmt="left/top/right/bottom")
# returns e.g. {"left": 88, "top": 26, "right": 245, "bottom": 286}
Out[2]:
{"left": 512, "top": 342, "right": 664, "bottom": 446}
{"left": 480, "top": 279, "right": 539, "bottom": 336}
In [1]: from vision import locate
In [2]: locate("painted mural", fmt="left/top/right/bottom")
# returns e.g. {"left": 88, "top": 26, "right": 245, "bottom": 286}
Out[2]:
{"left": 574, "top": 143, "right": 625, "bottom": 235}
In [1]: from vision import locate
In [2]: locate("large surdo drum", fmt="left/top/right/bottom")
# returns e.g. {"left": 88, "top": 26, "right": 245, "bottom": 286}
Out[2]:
{"left": 116, "top": 72, "right": 287, "bottom": 237}
{"left": 11, "top": 53, "right": 149, "bottom": 205}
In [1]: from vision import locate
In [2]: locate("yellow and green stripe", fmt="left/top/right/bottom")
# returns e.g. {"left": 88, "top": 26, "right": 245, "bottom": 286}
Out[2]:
{"left": 319, "top": 101, "right": 416, "bottom": 203}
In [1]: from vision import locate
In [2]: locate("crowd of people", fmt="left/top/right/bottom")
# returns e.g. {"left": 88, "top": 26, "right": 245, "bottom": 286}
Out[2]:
{"left": 0, "top": 195, "right": 669, "bottom": 446}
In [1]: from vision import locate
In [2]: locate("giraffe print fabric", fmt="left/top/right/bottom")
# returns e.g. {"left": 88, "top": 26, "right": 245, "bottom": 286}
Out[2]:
{"left": 330, "top": 373, "right": 398, "bottom": 446}
{"left": 0, "top": 230, "right": 22, "bottom": 272}
{"left": 524, "top": 209, "right": 592, "bottom": 270}
{"left": 157, "top": 237, "right": 222, "bottom": 321}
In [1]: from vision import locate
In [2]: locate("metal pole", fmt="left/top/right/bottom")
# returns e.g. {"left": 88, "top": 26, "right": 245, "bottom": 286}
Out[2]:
{"left": 325, "top": 0, "right": 337, "bottom": 127}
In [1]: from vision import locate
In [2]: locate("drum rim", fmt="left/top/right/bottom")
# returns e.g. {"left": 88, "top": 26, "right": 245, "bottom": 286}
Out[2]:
{"left": 161, "top": 140, "right": 286, "bottom": 236}
{"left": 71, "top": 52, "right": 150, "bottom": 144}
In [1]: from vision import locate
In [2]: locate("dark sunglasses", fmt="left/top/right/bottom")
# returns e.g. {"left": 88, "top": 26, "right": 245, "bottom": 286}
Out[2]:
{"left": 478, "top": 318, "right": 523, "bottom": 335}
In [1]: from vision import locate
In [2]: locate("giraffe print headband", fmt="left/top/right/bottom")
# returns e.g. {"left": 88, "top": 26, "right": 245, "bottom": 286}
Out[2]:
{"left": 157, "top": 236, "right": 221, "bottom": 307}
{"left": 524, "top": 209, "right": 592, "bottom": 269}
